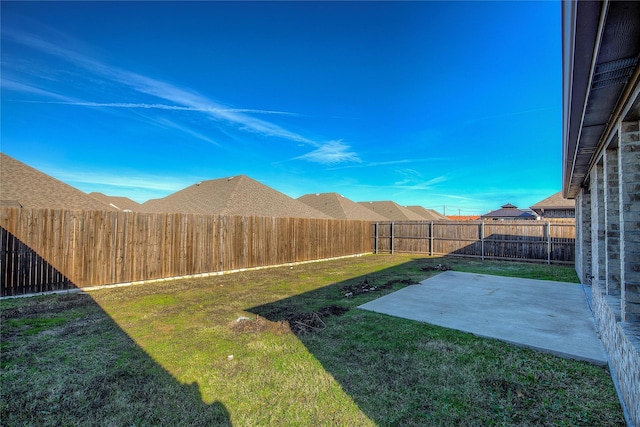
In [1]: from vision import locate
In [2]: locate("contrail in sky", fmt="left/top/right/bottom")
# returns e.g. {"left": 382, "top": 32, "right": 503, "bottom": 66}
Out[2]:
{"left": 15, "top": 100, "right": 300, "bottom": 116}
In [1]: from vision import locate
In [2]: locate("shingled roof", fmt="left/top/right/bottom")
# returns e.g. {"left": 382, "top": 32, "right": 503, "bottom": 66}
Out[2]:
{"left": 481, "top": 203, "right": 538, "bottom": 220}
{"left": 406, "top": 206, "right": 449, "bottom": 221}
{"left": 88, "top": 192, "right": 141, "bottom": 211}
{"left": 0, "top": 153, "right": 115, "bottom": 211}
{"left": 297, "top": 193, "right": 387, "bottom": 221}
{"left": 530, "top": 192, "right": 575, "bottom": 210}
{"left": 139, "top": 175, "right": 330, "bottom": 218}
{"left": 357, "top": 201, "right": 426, "bottom": 221}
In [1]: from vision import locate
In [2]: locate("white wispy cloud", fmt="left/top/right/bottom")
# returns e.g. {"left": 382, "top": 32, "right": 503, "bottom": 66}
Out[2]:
{"left": 393, "top": 176, "right": 448, "bottom": 190}
{"left": 3, "top": 25, "right": 344, "bottom": 153}
{"left": 294, "top": 140, "right": 361, "bottom": 165}
{"left": 393, "top": 168, "right": 424, "bottom": 186}
{"left": 430, "top": 193, "right": 481, "bottom": 202}
{"left": 328, "top": 157, "right": 451, "bottom": 170}
{"left": 16, "top": 100, "right": 300, "bottom": 116}
{"left": 36, "top": 165, "right": 199, "bottom": 199}
{"left": 1, "top": 78, "right": 76, "bottom": 102}
{"left": 355, "top": 175, "right": 448, "bottom": 191}
{"left": 79, "top": 52, "right": 316, "bottom": 145}
{"left": 47, "top": 169, "right": 200, "bottom": 203}
{"left": 149, "top": 117, "right": 222, "bottom": 146}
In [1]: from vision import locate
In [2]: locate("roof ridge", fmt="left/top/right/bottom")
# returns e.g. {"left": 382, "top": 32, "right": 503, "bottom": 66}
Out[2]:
{"left": 222, "top": 175, "right": 244, "bottom": 214}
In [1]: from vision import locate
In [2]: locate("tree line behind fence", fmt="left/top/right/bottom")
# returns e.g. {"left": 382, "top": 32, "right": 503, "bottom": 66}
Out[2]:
{"left": 1, "top": 208, "right": 575, "bottom": 296}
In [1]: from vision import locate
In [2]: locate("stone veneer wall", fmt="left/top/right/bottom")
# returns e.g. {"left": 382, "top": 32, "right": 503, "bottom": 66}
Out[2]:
{"left": 592, "top": 280, "right": 640, "bottom": 426}
{"left": 620, "top": 121, "right": 640, "bottom": 321}
{"left": 604, "top": 148, "right": 621, "bottom": 295}
{"left": 575, "top": 190, "right": 592, "bottom": 284}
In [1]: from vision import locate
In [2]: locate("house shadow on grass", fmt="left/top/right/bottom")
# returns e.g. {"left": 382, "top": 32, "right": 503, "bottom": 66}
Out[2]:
{"left": 245, "top": 256, "right": 622, "bottom": 426}
{"left": 0, "top": 292, "right": 232, "bottom": 426}
{"left": 246, "top": 257, "right": 457, "bottom": 425}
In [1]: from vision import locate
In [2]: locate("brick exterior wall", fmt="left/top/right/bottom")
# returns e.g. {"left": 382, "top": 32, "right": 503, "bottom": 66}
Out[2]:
{"left": 591, "top": 164, "right": 606, "bottom": 287}
{"left": 574, "top": 121, "right": 640, "bottom": 423}
{"left": 575, "top": 191, "right": 592, "bottom": 284}
{"left": 591, "top": 280, "right": 640, "bottom": 426}
{"left": 605, "top": 148, "right": 621, "bottom": 295}
{"left": 620, "top": 121, "right": 640, "bottom": 321}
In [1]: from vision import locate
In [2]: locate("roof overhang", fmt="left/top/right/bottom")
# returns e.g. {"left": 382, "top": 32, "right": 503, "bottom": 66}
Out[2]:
{"left": 562, "top": 1, "right": 640, "bottom": 199}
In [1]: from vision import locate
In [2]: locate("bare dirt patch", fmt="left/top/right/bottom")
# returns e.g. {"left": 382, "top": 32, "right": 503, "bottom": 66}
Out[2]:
{"left": 419, "top": 263, "right": 452, "bottom": 272}
{"left": 229, "top": 316, "right": 290, "bottom": 335}
{"left": 341, "top": 278, "right": 417, "bottom": 297}
{"left": 235, "top": 305, "right": 350, "bottom": 335}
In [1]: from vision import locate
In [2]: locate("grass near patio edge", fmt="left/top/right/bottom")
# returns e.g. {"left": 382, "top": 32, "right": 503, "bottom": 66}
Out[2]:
{"left": 1, "top": 255, "right": 624, "bottom": 426}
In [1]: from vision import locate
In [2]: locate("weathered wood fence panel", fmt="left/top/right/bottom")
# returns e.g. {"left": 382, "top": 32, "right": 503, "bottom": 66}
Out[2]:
{"left": 0, "top": 208, "right": 372, "bottom": 296}
{"left": 372, "top": 220, "right": 575, "bottom": 264}
{"left": 0, "top": 226, "right": 73, "bottom": 295}
{"left": 1, "top": 208, "right": 576, "bottom": 297}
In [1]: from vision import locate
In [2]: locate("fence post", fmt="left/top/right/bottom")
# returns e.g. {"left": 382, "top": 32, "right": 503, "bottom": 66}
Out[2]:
{"left": 429, "top": 221, "right": 433, "bottom": 256}
{"left": 481, "top": 221, "right": 485, "bottom": 261}
{"left": 546, "top": 221, "right": 551, "bottom": 265}
{"left": 374, "top": 222, "right": 378, "bottom": 254}
{"left": 390, "top": 222, "right": 394, "bottom": 254}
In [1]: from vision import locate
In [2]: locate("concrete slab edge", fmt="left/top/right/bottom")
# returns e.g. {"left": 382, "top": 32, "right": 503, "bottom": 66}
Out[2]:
{"left": 358, "top": 307, "right": 608, "bottom": 366}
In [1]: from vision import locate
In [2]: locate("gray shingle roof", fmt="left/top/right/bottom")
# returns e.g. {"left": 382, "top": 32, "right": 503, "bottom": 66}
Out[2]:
{"left": 357, "top": 201, "right": 427, "bottom": 221}
{"left": 297, "top": 193, "right": 387, "bottom": 221}
{"left": 530, "top": 192, "right": 575, "bottom": 210}
{"left": 481, "top": 204, "right": 538, "bottom": 220}
{"left": 88, "top": 192, "right": 141, "bottom": 211}
{"left": 0, "top": 153, "right": 115, "bottom": 211}
{"left": 139, "top": 175, "right": 330, "bottom": 218}
{"left": 406, "top": 206, "right": 449, "bottom": 221}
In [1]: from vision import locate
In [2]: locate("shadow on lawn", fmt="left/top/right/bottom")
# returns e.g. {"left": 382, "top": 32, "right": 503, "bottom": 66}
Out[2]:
{"left": 246, "top": 257, "right": 444, "bottom": 425}
{"left": 0, "top": 292, "right": 232, "bottom": 426}
{"left": 246, "top": 257, "right": 622, "bottom": 426}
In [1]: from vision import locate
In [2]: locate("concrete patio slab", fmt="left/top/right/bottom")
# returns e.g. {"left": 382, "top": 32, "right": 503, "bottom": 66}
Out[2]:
{"left": 359, "top": 271, "right": 607, "bottom": 365}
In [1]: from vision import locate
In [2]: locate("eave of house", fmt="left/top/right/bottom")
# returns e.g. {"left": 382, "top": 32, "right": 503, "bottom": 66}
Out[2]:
{"left": 562, "top": 1, "right": 640, "bottom": 199}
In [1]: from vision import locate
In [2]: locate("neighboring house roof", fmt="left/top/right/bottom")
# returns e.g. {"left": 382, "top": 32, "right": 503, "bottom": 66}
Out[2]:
{"left": 0, "top": 153, "right": 115, "bottom": 211}
{"left": 530, "top": 192, "right": 575, "bottom": 211}
{"left": 139, "top": 175, "right": 330, "bottom": 218}
{"left": 297, "top": 193, "right": 387, "bottom": 221}
{"left": 406, "top": 206, "right": 450, "bottom": 221}
{"left": 357, "top": 201, "right": 426, "bottom": 221}
{"left": 481, "top": 203, "right": 538, "bottom": 220}
{"left": 89, "top": 192, "right": 141, "bottom": 211}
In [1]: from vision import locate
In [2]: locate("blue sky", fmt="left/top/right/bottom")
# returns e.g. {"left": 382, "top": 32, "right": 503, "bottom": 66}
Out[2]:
{"left": 1, "top": 1, "right": 560, "bottom": 215}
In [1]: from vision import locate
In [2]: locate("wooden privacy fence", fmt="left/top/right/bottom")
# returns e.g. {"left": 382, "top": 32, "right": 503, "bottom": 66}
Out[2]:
{"left": 1, "top": 226, "right": 73, "bottom": 295}
{"left": 0, "top": 208, "right": 576, "bottom": 297}
{"left": 372, "top": 220, "right": 575, "bottom": 264}
{"left": 0, "top": 208, "right": 372, "bottom": 296}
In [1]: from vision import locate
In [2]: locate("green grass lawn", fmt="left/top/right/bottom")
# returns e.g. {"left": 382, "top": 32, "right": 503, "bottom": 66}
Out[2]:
{"left": 1, "top": 255, "right": 625, "bottom": 426}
